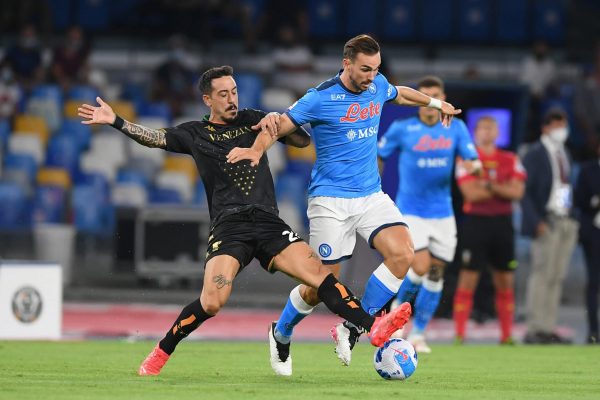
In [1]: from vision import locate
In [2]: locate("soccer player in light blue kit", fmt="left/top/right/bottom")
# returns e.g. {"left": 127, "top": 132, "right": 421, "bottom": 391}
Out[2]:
{"left": 378, "top": 76, "right": 480, "bottom": 353}
{"left": 228, "top": 35, "right": 462, "bottom": 375}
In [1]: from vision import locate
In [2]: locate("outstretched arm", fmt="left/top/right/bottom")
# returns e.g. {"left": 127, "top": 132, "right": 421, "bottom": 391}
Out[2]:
{"left": 393, "top": 86, "right": 462, "bottom": 127}
{"left": 78, "top": 96, "right": 167, "bottom": 149}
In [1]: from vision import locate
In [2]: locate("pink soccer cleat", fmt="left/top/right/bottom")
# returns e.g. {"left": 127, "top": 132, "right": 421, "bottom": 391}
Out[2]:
{"left": 368, "top": 302, "right": 412, "bottom": 347}
{"left": 138, "top": 344, "right": 170, "bottom": 376}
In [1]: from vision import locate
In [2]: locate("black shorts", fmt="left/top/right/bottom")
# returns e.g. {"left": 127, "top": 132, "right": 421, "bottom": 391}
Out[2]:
{"left": 459, "top": 215, "right": 517, "bottom": 272}
{"left": 205, "top": 208, "right": 303, "bottom": 273}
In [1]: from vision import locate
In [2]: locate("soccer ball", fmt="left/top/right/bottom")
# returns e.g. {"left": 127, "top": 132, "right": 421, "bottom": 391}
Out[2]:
{"left": 373, "top": 338, "right": 418, "bottom": 380}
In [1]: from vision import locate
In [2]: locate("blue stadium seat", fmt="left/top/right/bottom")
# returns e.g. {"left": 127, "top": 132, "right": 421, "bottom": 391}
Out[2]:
{"left": 193, "top": 180, "right": 208, "bottom": 208}
{"left": 4, "top": 153, "right": 38, "bottom": 183}
{"left": 77, "top": 0, "right": 110, "bottom": 31}
{"left": 419, "top": 0, "right": 453, "bottom": 41}
{"left": 150, "top": 187, "right": 183, "bottom": 204}
{"left": 121, "top": 82, "right": 147, "bottom": 113}
{"left": 345, "top": 0, "right": 376, "bottom": 36}
{"left": 72, "top": 184, "right": 112, "bottom": 234}
{"left": 0, "top": 119, "right": 9, "bottom": 148}
{"left": 116, "top": 168, "right": 149, "bottom": 189}
{"left": 68, "top": 85, "right": 100, "bottom": 103}
{"left": 495, "top": 0, "right": 529, "bottom": 44}
{"left": 382, "top": 0, "right": 416, "bottom": 41}
{"left": 140, "top": 102, "right": 172, "bottom": 122}
{"left": 46, "top": 134, "right": 81, "bottom": 175}
{"left": 308, "top": 0, "right": 340, "bottom": 39}
{"left": 59, "top": 118, "right": 92, "bottom": 151}
{"left": 235, "top": 73, "right": 263, "bottom": 110}
{"left": 0, "top": 181, "right": 30, "bottom": 230}
{"left": 533, "top": 0, "right": 565, "bottom": 44}
{"left": 458, "top": 0, "right": 491, "bottom": 42}
{"left": 275, "top": 173, "right": 307, "bottom": 214}
{"left": 33, "top": 185, "right": 68, "bottom": 224}
{"left": 285, "top": 160, "right": 313, "bottom": 185}
{"left": 30, "top": 84, "right": 63, "bottom": 106}
{"left": 74, "top": 172, "right": 110, "bottom": 198}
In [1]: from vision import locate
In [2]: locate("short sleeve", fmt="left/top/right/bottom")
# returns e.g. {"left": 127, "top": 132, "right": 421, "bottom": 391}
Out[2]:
{"left": 455, "top": 120, "right": 478, "bottom": 160}
{"left": 377, "top": 73, "right": 398, "bottom": 103}
{"left": 511, "top": 154, "right": 528, "bottom": 181}
{"left": 164, "top": 122, "right": 196, "bottom": 155}
{"left": 377, "top": 121, "right": 403, "bottom": 159}
{"left": 285, "top": 89, "right": 321, "bottom": 126}
{"left": 455, "top": 159, "right": 476, "bottom": 185}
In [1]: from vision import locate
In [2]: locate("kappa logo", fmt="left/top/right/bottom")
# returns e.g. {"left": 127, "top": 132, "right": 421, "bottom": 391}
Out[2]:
{"left": 282, "top": 230, "right": 300, "bottom": 242}
{"left": 331, "top": 93, "right": 346, "bottom": 101}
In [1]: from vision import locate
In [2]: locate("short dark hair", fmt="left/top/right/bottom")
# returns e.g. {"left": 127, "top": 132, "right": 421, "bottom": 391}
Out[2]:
{"left": 417, "top": 75, "right": 444, "bottom": 91}
{"left": 343, "top": 34, "right": 380, "bottom": 61}
{"left": 542, "top": 107, "right": 567, "bottom": 126}
{"left": 198, "top": 65, "right": 234, "bottom": 94}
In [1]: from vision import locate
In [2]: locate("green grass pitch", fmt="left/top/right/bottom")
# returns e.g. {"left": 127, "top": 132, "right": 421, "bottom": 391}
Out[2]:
{"left": 1, "top": 341, "right": 599, "bottom": 400}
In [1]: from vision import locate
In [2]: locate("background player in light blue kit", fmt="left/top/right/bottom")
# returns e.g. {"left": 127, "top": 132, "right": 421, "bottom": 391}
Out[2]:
{"left": 378, "top": 76, "right": 480, "bottom": 353}
{"left": 228, "top": 35, "right": 462, "bottom": 375}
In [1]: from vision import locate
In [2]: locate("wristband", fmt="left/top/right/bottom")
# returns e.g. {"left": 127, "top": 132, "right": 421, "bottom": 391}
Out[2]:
{"left": 428, "top": 98, "right": 442, "bottom": 110}
{"left": 111, "top": 115, "right": 124, "bottom": 130}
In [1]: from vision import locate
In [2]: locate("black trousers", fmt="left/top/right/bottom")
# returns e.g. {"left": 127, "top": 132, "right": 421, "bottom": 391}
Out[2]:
{"left": 581, "top": 227, "right": 600, "bottom": 336}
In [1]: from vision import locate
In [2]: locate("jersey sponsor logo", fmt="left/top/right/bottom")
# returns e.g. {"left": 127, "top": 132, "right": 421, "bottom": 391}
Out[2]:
{"left": 319, "top": 243, "right": 332, "bottom": 257}
{"left": 417, "top": 157, "right": 449, "bottom": 168}
{"left": 208, "top": 126, "right": 252, "bottom": 142}
{"left": 406, "top": 124, "right": 422, "bottom": 132}
{"left": 368, "top": 82, "right": 377, "bottom": 94}
{"left": 340, "top": 101, "right": 381, "bottom": 123}
{"left": 282, "top": 230, "right": 300, "bottom": 242}
{"left": 347, "top": 125, "right": 379, "bottom": 141}
{"left": 330, "top": 93, "right": 346, "bottom": 101}
{"left": 412, "top": 134, "right": 453, "bottom": 152}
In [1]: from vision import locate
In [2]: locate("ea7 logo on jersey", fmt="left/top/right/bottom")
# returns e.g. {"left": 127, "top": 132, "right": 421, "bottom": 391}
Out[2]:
{"left": 282, "top": 230, "right": 300, "bottom": 242}
{"left": 331, "top": 93, "right": 346, "bottom": 101}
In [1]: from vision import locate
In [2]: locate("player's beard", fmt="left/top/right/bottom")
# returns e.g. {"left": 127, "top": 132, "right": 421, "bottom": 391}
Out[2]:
{"left": 349, "top": 76, "right": 370, "bottom": 93}
{"left": 222, "top": 106, "right": 238, "bottom": 123}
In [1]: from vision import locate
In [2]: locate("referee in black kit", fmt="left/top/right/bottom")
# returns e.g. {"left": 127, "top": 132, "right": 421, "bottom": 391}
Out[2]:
{"left": 78, "top": 65, "right": 411, "bottom": 375}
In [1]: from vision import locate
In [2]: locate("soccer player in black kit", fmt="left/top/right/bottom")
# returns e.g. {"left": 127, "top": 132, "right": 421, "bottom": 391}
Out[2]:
{"left": 78, "top": 66, "right": 411, "bottom": 376}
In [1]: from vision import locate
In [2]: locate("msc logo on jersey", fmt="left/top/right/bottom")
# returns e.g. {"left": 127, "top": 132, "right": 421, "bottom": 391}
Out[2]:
{"left": 319, "top": 243, "right": 332, "bottom": 258}
{"left": 347, "top": 125, "right": 378, "bottom": 141}
{"left": 368, "top": 82, "right": 377, "bottom": 94}
{"left": 417, "top": 157, "right": 449, "bottom": 168}
{"left": 331, "top": 93, "right": 346, "bottom": 101}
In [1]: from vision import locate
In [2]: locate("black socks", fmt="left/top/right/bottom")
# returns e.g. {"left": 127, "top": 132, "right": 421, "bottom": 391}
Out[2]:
{"left": 159, "top": 299, "right": 214, "bottom": 355}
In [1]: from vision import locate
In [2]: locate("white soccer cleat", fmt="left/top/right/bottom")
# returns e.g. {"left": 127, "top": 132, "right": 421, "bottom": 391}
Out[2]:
{"left": 408, "top": 333, "right": 432, "bottom": 354}
{"left": 268, "top": 322, "right": 292, "bottom": 376}
{"left": 331, "top": 321, "right": 361, "bottom": 366}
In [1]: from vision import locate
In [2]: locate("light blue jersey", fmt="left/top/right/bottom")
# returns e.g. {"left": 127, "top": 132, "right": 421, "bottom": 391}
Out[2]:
{"left": 378, "top": 116, "right": 477, "bottom": 218}
{"left": 286, "top": 72, "right": 398, "bottom": 198}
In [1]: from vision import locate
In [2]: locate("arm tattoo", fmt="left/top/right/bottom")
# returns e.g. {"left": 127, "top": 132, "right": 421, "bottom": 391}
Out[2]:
{"left": 213, "top": 274, "right": 233, "bottom": 289}
{"left": 120, "top": 120, "right": 167, "bottom": 149}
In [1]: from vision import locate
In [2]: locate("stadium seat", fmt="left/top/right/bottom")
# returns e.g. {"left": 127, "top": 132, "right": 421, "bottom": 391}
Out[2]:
{"left": 308, "top": 0, "right": 340, "bottom": 38}
{"left": 137, "top": 116, "right": 169, "bottom": 130}
{"left": 533, "top": 0, "right": 565, "bottom": 44}
{"left": 68, "top": 85, "right": 100, "bottom": 103}
{"left": 261, "top": 88, "right": 296, "bottom": 112}
{"left": 80, "top": 152, "right": 118, "bottom": 182}
{"left": 8, "top": 133, "right": 45, "bottom": 165}
{"left": 3, "top": 152, "right": 38, "bottom": 183}
{"left": 287, "top": 142, "right": 316, "bottom": 162}
{"left": 30, "top": 84, "right": 63, "bottom": 106}
{"left": 345, "top": 0, "right": 376, "bottom": 36}
{"left": 419, "top": 0, "right": 453, "bottom": 41}
{"left": 266, "top": 142, "right": 286, "bottom": 178}
{"left": 2, "top": 168, "right": 34, "bottom": 197}
{"left": 46, "top": 134, "right": 81, "bottom": 175}
{"left": 14, "top": 114, "right": 50, "bottom": 145}
{"left": 277, "top": 200, "right": 304, "bottom": 233}
{"left": 77, "top": 0, "right": 111, "bottom": 31}
{"left": 149, "top": 187, "right": 183, "bottom": 204}
{"left": 110, "top": 101, "right": 137, "bottom": 123}
{"left": 89, "top": 132, "right": 127, "bottom": 169}
{"left": 275, "top": 173, "right": 307, "bottom": 215}
{"left": 155, "top": 170, "right": 193, "bottom": 203}
{"left": 495, "top": 0, "right": 529, "bottom": 44}
{"left": 235, "top": 73, "right": 263, "bottom": 110}
{"left": 59, "top": 118, "right": 92, "bottom": 151}
{"left": 116, "top": 168, "right": 149, "bottom": 188}
{"left": 75, "top": 171, "right": 110, "bottom": 197}
{"left": 0, "top": 181, "right": 30, "bottom": 230}
{"left": 63, "top": 100, "right": 82, "bottom": 119}
{"left": 458, "top": 0, "right": 491, "bottom": 43}
{"left": 111, "top": 182, "right": 148, "bottom": 207}
{"left": 382, "top": 0, "right": 417, "bottom": 41}
{"left": 121, "top": 82, "right": 147, "bottom": 112}
{"left": 285, "top": 159, "right": 313, "bottom": 184}
{"left": 0, "top": 119, "right": 9, "bottom": 148}
{"left": 124, "top": 157, "right": 160, "bottom": 184}
{"left": 72, "top": 184, "right": 112, "bottom": 235}
{"left": 140, "top": 102, "right": 172, "bottom": 122}
{"left": 193, "top": 180, "right": 208, "bottom": 208}
{"left": 37, "top": 167, "right": 72, "bottom": 189}
{"left": 32, "top": 185, "right": 68, "bottom": 224}
{"left": 25, "top": 97, "right": 62, "bottom": 133}
{"left": 128, "top": 141, "right": 165, "bottom": 167}
{"left": 163, "top": 155, "right": 198, "bottom": 184}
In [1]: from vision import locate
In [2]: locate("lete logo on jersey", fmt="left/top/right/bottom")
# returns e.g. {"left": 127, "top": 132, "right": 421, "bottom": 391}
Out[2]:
{"left": 412, "top": 135, "right": 453, "bottom": 152}
{"left": 340, "top": 101, "right": 381, "bottom": 123}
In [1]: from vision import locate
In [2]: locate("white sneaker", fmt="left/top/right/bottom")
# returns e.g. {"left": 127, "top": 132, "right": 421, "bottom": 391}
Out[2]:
{"left": 331, "top": 321, "right": 361, "bottom": 366}
{"left": 408, "top": 332, "right": 432, "bottom": 354}
{"left": 268, "top": 322, "right": 292, "bottom": 376}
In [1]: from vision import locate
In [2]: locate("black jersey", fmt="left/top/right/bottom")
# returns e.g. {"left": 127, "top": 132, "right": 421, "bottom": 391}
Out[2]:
{"left": 164, "top": 109, "right": 278, "bottom": 225}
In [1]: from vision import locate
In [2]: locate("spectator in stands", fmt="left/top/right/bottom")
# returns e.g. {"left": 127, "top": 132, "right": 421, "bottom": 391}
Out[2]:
{"left": 271, "top": 25, "right": 315, "bottom": 96}
{"left": 0, "top": 65, "right": 21, "bottom": 119}
{"left": 1, "top": 24, "right": 44, "bottom": 89}
{"left": 574, "top": 142, "right": 600, "bottom": 344}
{"left": 150, "top": 34, "right": 195, "bottom": 118}
{"left": 520, "top": 41, "right": 557, "bottom": 143}
{"left": 51, "top": 26, "right": 90, "bottom": 91}
{"left": 573, "top": 43, "right": 600, "bottom": 160}
{"left": 521, "top": 108, "right": 578, "bottom": 344}
{"left": 453, "top": 116, "right": 526, "bottom": 345}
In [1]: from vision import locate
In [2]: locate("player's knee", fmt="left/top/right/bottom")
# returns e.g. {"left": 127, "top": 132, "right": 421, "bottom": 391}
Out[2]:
{"left": 385, "top": 244, "right": 414, "bottom": 271}
{"left": 300, "top": 285, "right": 321, "bottom": 306}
